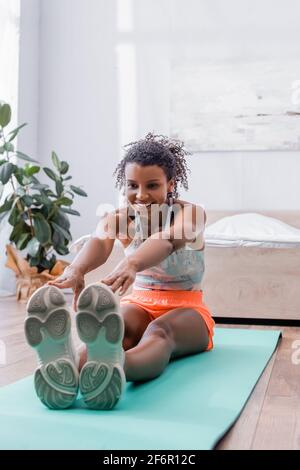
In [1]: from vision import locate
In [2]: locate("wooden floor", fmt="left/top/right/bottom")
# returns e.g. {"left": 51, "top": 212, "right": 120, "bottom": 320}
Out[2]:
{"left": 0, "top": 296, "right": 300, "bottom": 450}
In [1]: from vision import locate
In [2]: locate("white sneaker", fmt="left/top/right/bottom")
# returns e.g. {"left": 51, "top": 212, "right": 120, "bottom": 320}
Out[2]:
{"left": 76, "top": 282, "right": 125, "bottom": 410}
{"left": 24, "top": 285, "right": 79, "bottom": 409}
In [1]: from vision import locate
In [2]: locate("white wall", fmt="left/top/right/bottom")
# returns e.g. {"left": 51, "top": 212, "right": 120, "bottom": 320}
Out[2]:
{"left": 38, "top": 0, "right": 121, "bottom": 242}
{"left": 131, "top": 0, "right": 300, "bottom": 210}
{"left": 31, "top": 0, "right": 300, "bottom": 244}
{"left": 18, "top": 0, "right": 39, "bottom": 158}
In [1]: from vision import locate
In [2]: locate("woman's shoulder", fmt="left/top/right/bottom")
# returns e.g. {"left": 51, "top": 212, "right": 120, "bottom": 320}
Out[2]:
{"left": 174, "top": 198, "right": 204, "bottom": 208}
{"left": 173, "top": 199, "right": 206, "bottom": 220}
{"left": 173, "top": 200, "right": 206, "bottom": 251}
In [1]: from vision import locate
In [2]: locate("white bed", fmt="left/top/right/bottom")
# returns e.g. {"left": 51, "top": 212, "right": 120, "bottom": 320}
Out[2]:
{"left": 203, "top": 211, "right": 300, "bottom": 320}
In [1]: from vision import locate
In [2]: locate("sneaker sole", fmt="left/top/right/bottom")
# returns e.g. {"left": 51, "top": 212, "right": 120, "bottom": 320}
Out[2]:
{"left": 24, "top": 285, "right": 79, "bottom": 409}
{"left": 76, "top": 283, "right": 125, "bottom": 410}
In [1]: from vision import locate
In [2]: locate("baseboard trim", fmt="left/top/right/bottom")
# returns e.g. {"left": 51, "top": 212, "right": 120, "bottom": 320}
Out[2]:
{"left": 213, "top": 317, "right": 300, "bottom": 327}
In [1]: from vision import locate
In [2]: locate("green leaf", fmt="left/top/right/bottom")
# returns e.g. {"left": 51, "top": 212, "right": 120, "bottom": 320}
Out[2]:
{"left": 51, "top": 151, "right": 61, "bottom": 172}
{"left": 56, "top": 196, "right": 73, "bottom": 207}
{"left": 39, "top": 257, "right": 54, "bottom": 270}
{"left": 52, "top": 227, "right": 69, "bottom": 255}
{"left": 9, "top": 221, "right": 30, "bottom": 243}
{"left": 8, "top": 204, "right": 21, "bottom": 226}
{"left": 0, "top": 103, "right": 12, "bottom": 127}
{"left": 33, "top": 213, "right": 51, "bottom": 245}
{"left": 14, "top": 168, "right": 24, "bottom": 186}
{"left": 55, "top": 180, "right": 64, "bottom": 197}
{"left": 16, "top": 151, "right": 38, "bottom": 163}
{"left": 21, "top": 195, "right": 34, "bottom": 207}
{"left": 52, "top": 208, "right": 70, "bottom": 230}
{"left": 3, "top": 142, "right": 14, "bottom": 152}
{"left": 47, "top": 205, "right": 58, "bottom": 220}
{"left": 29, "top": 208, "right": 42, "bottom": 215}
{"left": 8, "top": 123, "right": 27, "bottom": 142}
{"left": 45, "top": 189, "right": 57, "bottom": 198}
{"left": 60, "top": 207, "right": 80, "bottom": 216}
{"left": 24, "top": 165, "right": 40, "bottom": 177}
{"left": 50, "top": 221, "right": 72, "bottom": 241}
{"left": 0, "top": 197, "right": 14, "bottom": 214}
{"left": 31, "top": 183, "right": 49, "bottom": 191}
{"left": 16, "top": 233, "right": 31, "bottom": 251}
{"left": 27, "top": 237, "right": 40, "bottom": 257}
{"left": 28, "top": 255, "right": 41, "bottom": 268}
{"left": 52, "top": 228, "right": 64, "bottom": 248}
{"left": 70, "top": 185, "right": 87, "bottom": 197}
{"left": 0, "top": 162, "right": 15, "bottom": 184}
{"left": 43, "top": 167, "right": 57, "bottom": 181}
{"left": 0, "top": 147, "right": 5, "bottom": 155}
{"left": 33, "top": 193, "right": 52, "bottom": 206}
{"left": 55, "top": 244, "right": 69, "bottom": 256}
{"left": 42, "top": 206, "right": 52, "bottom": 221}
{"left": 60, "top": 161, "right": 69, "bottom": 175}
{"left": 63, "top": 175, "right": 72, "bottom": 181}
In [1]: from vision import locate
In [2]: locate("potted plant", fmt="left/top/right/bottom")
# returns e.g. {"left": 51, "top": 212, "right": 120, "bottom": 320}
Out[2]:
{"left": 0, "top": 101, "right": 87, "bottom": 300}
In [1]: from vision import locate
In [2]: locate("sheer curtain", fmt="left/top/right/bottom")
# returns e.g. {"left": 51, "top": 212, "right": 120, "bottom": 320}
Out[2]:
{"left": 0, "top": 0, "right": 21, "bottom": 295}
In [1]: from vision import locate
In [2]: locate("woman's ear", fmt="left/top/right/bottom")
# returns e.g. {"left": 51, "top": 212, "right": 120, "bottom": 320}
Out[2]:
{"left": 167, "top": 179, "right": 175, "bottom": 193}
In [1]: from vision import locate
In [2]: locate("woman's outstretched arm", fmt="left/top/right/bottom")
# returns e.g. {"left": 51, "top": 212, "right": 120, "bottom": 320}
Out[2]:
{"left": 128, "top": 203, "right": 205, "bottom": 271}
{"left": 102, "top": 204, "right": 205, "bottom": 294}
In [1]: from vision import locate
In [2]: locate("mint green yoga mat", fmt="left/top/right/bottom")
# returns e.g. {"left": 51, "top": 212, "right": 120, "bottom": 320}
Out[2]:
{"left": 0, "top": 327, "right": 281, "bottom": 450}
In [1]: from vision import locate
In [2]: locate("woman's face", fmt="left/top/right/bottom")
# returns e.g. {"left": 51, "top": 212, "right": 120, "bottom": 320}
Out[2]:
{"left": 125, "top": 163, "right": 174, "bottom": 210}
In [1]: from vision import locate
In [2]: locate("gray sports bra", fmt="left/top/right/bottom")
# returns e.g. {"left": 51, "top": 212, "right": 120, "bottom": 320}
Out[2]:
{"left": 124, "top": 203, "right": 205, "bottom": 291}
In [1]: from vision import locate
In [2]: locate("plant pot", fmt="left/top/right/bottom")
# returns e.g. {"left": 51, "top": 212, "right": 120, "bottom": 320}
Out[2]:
{"left": 5, "top": 244, "right": 70, "bottom": 301}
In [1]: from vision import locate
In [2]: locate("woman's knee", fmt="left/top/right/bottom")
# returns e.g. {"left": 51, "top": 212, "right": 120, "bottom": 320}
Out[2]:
{"left": 120, "top": 304, "right": 151, "bottom": 350}
{"left": 142, "top": 309, "right": 209, "bottom": 358}
{"left": 141, "top": 319, "right": 175, "bottom": 350}
{"left": 122, "top": 334, "right": 136, "bottom": 351}
{"left": 122, "top": 320, "right": 140, "bottom": 350}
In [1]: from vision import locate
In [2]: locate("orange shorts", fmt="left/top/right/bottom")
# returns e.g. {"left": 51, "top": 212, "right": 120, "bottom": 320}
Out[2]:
{"left": 120, "top": 289, "right": 215, "bottom": 351}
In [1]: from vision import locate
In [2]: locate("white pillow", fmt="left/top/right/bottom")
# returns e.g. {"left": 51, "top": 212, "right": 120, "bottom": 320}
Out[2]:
{"left": 204, "top": 213, "right": 300, "bottom": 248}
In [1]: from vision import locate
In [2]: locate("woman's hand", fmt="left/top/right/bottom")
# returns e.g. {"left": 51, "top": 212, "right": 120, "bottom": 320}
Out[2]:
{"left": 101, "top": 258, "right": 137, "bottom": 295}
{"left": 48, "top": 265, "right": 85, "bottom": 311}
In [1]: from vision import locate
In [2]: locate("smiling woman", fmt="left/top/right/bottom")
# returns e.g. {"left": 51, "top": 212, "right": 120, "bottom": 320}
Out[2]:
{"left": 37, "top": 132, "right": 214, "bottom": 409}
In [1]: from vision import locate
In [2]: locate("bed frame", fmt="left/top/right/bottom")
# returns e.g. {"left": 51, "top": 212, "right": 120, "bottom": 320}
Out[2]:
{"left": 203, "top": 211, "right": 300, "bottom": 321}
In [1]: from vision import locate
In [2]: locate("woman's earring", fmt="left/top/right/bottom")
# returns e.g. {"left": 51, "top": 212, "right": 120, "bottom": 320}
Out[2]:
{"left": 167, "top": 191, "right": 174, "bottom": 206}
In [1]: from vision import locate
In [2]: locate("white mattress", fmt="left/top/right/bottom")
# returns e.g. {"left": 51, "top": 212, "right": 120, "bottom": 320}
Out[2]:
{"left": 204, "top": 213, "right": 300, "bottom": 248}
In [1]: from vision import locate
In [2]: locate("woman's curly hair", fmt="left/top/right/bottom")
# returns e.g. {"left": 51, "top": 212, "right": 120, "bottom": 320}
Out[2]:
{"left": 113, "top": 132, "right": 191, "bottom": 199}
